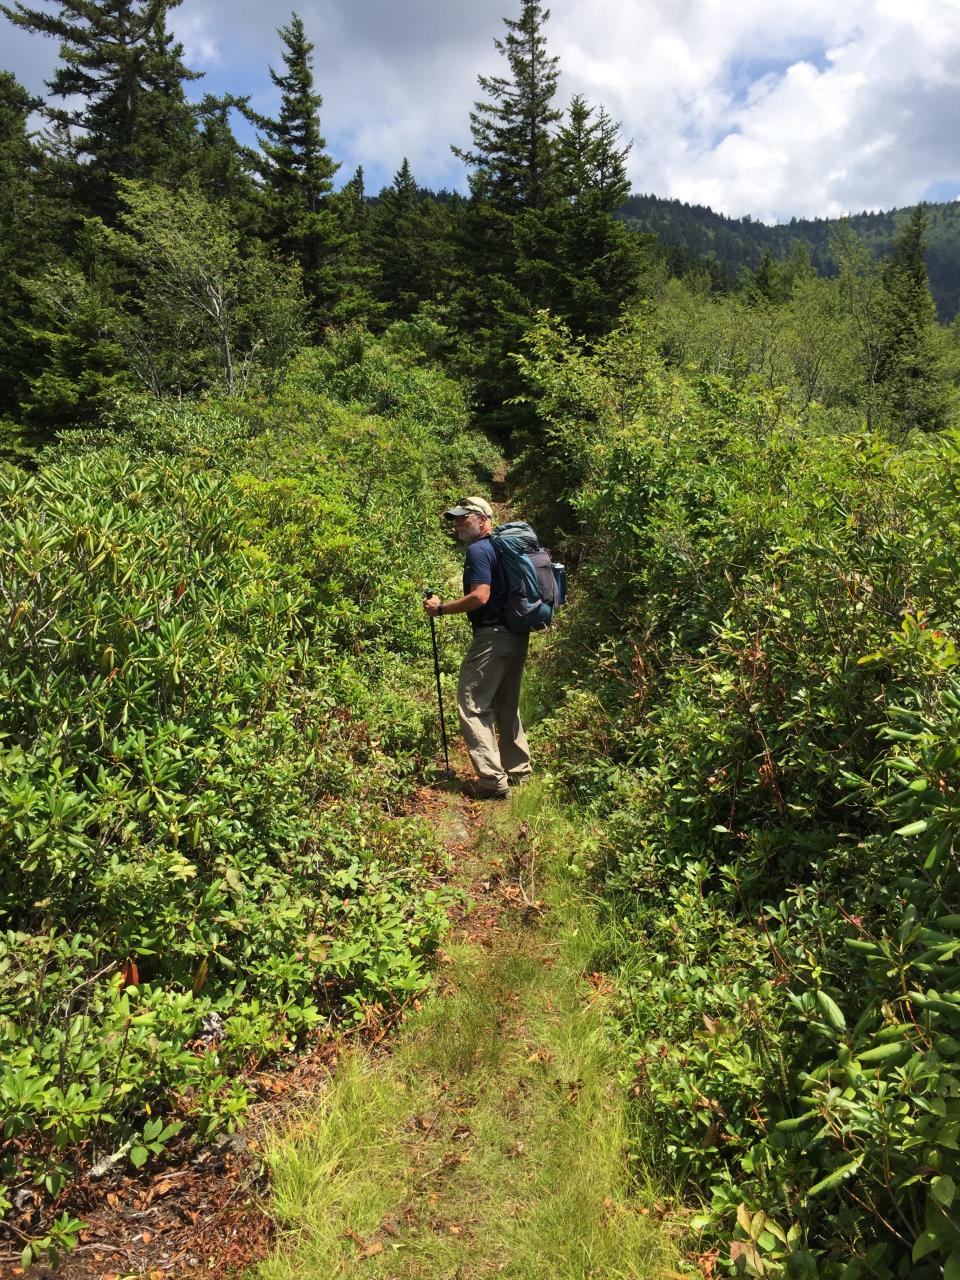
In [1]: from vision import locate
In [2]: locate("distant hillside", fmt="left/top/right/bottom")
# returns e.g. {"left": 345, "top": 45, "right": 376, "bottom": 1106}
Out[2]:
{"left": 618, "top": 194, "right": 960, "bottom": 321}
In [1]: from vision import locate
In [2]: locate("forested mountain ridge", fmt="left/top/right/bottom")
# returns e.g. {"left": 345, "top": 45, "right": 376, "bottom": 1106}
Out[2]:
{"left": 619, "top": 191, "right": 960, "bottom": 320}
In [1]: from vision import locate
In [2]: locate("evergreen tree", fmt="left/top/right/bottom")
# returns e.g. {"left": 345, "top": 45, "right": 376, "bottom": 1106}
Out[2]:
{"left": 443, "top": 192, "right": 531, "bottom": 437}
{"left": 249, "top": 12, "right": 370, "bottom": 330}
{"left": 519, "top": 95, "right": 644, "bottom": 337}
{"left": 17, "top": 223, "right": 133, "bottom": 433}
{"left": 0, "top": 72, "right": 59, "bottom": 427}
{"left": 445, "top": 1, "right": 563, "bottom": 440}
{"left": 554, "top": 96, "right": 628, "bottom": 210}
{"left": 254, "top": 13, "right": 335, "bottom": 210}
{"left": 194, "top": 94, "right": 257, "bottom": 222}
{"left": 880, "top": 205, "right": 952, "bottom": 432}
{"left": 0, "top": 0, "right": 200, "bottom": 219}
{"left": 340, "top": 163, "right": 368, "bottom": 236}
{"left": 344, "top": 165, "right": 365, "bottom": 203}
{"left": 452, "top": 0, "right": 561, "bottom": 212}
{"left": 369, "top": 159, "right": 451, "bottom": 322}
{"left": 833, "top": 225, "right": 889, "bottom": 429}
{"left": 745, "top": 250, "right": 789, "bottom": 304}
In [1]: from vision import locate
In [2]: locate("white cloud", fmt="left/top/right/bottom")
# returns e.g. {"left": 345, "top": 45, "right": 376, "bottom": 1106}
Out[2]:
{"left": 560, "top": 0, "right": 960, "bottom": 220}
{"left": 173, "top": 10, "right": 221, "bottom": 68}
{"left": 4, "top": 0, "right": 960, "bottom": 218}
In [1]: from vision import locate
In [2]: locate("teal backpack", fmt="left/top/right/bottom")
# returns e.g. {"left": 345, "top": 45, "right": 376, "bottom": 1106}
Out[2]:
{"left": 491, "top": 521, "right": 566, "bottom": 633}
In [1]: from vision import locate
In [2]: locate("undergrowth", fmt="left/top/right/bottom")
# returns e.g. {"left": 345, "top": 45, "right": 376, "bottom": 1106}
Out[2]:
{"left": 0, "top": 328, "right": 497, "bottom": 1265}
{"left": 518, "top": 311, "right": 960, "bottom": 1278}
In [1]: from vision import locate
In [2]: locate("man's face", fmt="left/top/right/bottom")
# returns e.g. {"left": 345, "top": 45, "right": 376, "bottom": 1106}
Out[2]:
{"left": 454, "top": 512, "right": 485, "bottom": 543}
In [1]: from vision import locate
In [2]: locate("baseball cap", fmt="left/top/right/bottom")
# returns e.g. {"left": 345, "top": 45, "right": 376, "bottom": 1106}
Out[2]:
{"left": 444, "top": 496, "right": 493, "bottom": 519}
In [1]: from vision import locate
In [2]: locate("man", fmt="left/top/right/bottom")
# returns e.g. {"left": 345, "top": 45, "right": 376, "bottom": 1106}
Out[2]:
{"left": 422, "top": 496, "right": 532, "bottom": 799}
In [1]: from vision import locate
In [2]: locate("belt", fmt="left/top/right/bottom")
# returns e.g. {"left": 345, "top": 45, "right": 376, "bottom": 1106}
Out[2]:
{"left": 473, "top": 621, "right": 506, "bottom": 631}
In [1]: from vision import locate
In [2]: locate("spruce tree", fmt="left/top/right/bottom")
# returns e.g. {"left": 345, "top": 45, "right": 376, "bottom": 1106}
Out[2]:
{"left": 518, "top": 96, "right": 644, "bottom": 338}
{"left": 344, "top": 165, "right": 365, "bottom": 203}
{"left": 194, "top": 94, "right": 258, "bottom": 223}
{"left": 0, "top": 90, "right": 105, "bottom": 452}
{"left": 879, "top": 205, "right": 951, "bottom": 432}
{"left": 445, "top": 1, "right": 563, "bottom": 439}
{"left": 0, "top": 0, "right": 200, "bottom": 219}
{"left": 254, "top": 13, "right": 335, "bottom": 211}
{"left": 0, "top": 72, "right": 62, "bottom": 438}
{"left": 250, "top": 12, "right": 370, "bottom": 330}
{"left": 452, "top": 0, "right": 561, "bottom": 212}
{"left": 554, "top": 96, "right": 628, "bottom": 210}
{"left": 369, "top": 159, "right": 452, "bottom": 322}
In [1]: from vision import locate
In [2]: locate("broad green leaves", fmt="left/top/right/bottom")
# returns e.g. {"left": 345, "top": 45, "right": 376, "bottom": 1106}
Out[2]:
{"left": 530, "top": 326, "right": 960, "bottom": 1276}
{"left": 1, "top": 333, "right": 481, "bottom": 1258}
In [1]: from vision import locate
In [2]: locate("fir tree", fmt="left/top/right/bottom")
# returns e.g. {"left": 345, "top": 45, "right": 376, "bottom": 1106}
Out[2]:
{"left": 445, "top": 1, "right": 562, "bottom": 440}
{"left": 249, "top": 12, "right": 370, "bottom": 330}
{"left": 746, "top": 250, "right": 788, "bottom": 304}
{"left": 370, "top": 159, "right": 451, "bottom": 322}
{"left": 254, "top": 13, "right": 335, "bottom": 211}
{"left": 452, "top": 0, "right": 561, "bottom": 212}
{"left": 0, "top": 72, "right": 55, "bottom": 423}
{"left": 879, "top": 205, "right": 951, "bottom": 431}
{"left": 345, "top": 165, "right": 365, "bottom": 203}
{"left": 554, "top": 96, "right": 629, "bottom": 211}
{"left": 0, "top": 0, "right": 200, "bottom": 219}
{"left": 194, "top": 94, "right": 257, "bottom": 222}
{"left": 518, "top": 96, "right": 644, "bottom": 337}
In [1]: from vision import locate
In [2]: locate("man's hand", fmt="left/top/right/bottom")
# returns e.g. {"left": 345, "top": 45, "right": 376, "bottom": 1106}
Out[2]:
{"left": 423, "top": 584, "right": 490, "bottom": 618}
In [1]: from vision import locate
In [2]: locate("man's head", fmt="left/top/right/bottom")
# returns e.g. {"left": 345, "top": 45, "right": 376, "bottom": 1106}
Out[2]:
{"left": 444, "top": 496, "right": 493, "bottom": 544}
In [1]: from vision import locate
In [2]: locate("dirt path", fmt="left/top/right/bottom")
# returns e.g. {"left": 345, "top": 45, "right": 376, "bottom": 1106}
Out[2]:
{"left": 252, "top": 778, "right": 683, "bottom": 1280}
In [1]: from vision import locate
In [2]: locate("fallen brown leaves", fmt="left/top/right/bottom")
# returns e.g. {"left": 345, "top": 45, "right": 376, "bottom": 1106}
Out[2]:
{"left": 343, "top": 1228, "right": 384, "bottom": 1258}
{"left": 4, "top": 1038, "right": 342, "bottom": 1280}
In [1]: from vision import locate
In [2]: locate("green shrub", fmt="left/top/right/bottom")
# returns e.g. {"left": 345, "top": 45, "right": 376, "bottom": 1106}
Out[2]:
{"left": 524, "top": 312, "right": 960, "bottom": 1277}
{"left": 0, "top": 331, "right": 486, "bottom": 1253}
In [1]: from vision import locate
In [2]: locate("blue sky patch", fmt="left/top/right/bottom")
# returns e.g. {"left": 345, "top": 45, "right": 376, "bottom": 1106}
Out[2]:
{"left": 726, "top": 45, "right": 830, "bottom": 105}
{"left": 922, "top": 180, "right": 960, "bottom": 203}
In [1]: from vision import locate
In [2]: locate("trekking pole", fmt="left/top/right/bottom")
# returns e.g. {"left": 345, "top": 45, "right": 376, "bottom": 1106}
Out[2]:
{"left": 424, "top": 592, "right": 454, "bottom": 778}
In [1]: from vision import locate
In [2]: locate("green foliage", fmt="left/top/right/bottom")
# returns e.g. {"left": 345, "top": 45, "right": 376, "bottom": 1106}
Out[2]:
{"left": 367, "top": 160, "right": 454, "bottom": 324}
{"left": 878, "top": 207, "right": 953, "bottom": 433}
{"left": 618, "top": 193, "right": 960, "bottom": 324}
{"left": 643, "top": 223, "right": 957, "bottom": 440}
{"left": 516, "top": 99, "right": 647, "bottom": 341}
{"left": 0, "top": 333, "right": 483, "bottom": 1249}
{"left": 17, "top": 252, "right": 135, "bottom": 431}
{"left": 524, "top": 312, "right": 960, "bottom": 1275}
{"left": 0, "top": 0, "right": 199, "bottom": 220}
{"left": 0, "top": 70, "right": 64, "bottom": 421}
{"left": 105, "top": 178, "right": 307, "bottom": 397}
{"left": 16, "top": 180, "right": 307, "bottom": 428}
{"left": 247, "top": 13, "right": 374, "bottom": 332}
{"left": 452, "top": 0, "right": 561, "bottom": 212}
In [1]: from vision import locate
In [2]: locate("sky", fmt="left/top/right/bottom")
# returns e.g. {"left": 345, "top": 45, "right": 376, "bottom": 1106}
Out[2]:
{"left": 4, "top": 0, "right": 960, "bottom": 224}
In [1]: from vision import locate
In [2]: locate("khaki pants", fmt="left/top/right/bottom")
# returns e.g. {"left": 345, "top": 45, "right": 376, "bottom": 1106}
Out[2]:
{"left": 457, "top": 626, "right": 531, "bottom": 794}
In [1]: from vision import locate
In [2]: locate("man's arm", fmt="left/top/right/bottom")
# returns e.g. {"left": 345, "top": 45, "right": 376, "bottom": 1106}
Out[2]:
{"left": 423, "top": 584, "right": 490, "bottom": 617}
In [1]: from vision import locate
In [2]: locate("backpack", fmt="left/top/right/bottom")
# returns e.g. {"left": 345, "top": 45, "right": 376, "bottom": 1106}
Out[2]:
{"left": 491, "top": 521, "right": 566, "bottom": 633}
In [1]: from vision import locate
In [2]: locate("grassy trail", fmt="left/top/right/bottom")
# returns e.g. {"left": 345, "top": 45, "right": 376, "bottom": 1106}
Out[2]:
{"left": 252, "top": 778, "right": 683, "bottom": 1280}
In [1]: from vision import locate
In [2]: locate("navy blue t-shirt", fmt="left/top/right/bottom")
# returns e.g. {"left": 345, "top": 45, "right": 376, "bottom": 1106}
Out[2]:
{"left": 463, "top": 536, "right": 506, "bottom": 628}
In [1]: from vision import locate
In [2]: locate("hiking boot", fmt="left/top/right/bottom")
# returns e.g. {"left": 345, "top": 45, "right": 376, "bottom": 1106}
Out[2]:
{"left": 507, "top": 772, "right": 532, "bottom": 788}
{"left": 461, "top": 780, "right": 509, "bottom": 801}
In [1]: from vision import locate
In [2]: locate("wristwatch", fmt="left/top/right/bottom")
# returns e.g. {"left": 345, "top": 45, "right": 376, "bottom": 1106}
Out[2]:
{"left": 437, "top": 601, "right": 444, "bottom": 615}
